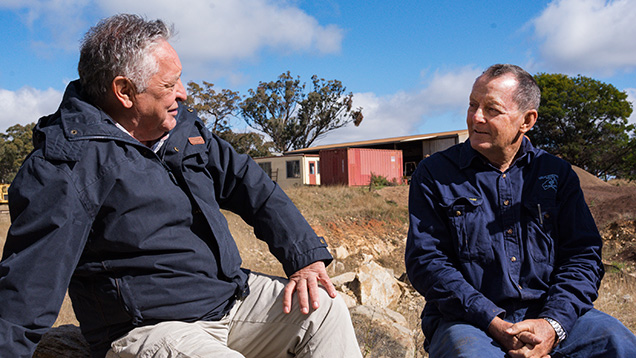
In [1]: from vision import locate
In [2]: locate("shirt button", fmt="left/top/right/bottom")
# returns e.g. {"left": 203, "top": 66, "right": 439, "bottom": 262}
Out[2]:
{"left": 502, "top": 174, "right": 507, "bottom": 179}
{"left": 503, "top": 200, "right": 510, "bottom": 206}
{"left": 506, "top": 228, "right": 513, "bottom": 235}
{"left": 511, "top": 256, "right": 517, "bottom": 262}
{"left": 455, "top": 210, "right": 462, "bottom": 216}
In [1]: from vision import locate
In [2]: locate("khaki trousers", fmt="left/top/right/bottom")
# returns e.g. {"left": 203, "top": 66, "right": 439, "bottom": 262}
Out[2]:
{"left": 105, "top": 273, "right": 362, "bottom": 358}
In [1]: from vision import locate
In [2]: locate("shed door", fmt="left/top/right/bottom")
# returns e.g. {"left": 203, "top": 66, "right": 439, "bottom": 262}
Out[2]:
{"left": 308, "top": 161, "right": 317, "bottom": 185}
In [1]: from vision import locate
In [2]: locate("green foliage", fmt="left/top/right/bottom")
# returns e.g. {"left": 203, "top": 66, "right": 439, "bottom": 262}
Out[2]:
{"left": 219, "top": 130, "right": 274, "bottom": 158}
{"left": 0, "top": 123, "right": 35, "bottom": 183}
{"left": 186, "top": 81, "right": 273, "bottom": 157}
{"left": 529, "top": 73, "right": 636, "bottom": 179}
{"left": 368, "top": 173, "right": 393, "bottom": 190}
{"left": 185, "top": 81, "right": 241, "bottom": 134}
{"left": 240, "top": 71, "right": 363, "bottom": 153}
{"left": 186, "top": 74, "right": 363, "bottom": 156}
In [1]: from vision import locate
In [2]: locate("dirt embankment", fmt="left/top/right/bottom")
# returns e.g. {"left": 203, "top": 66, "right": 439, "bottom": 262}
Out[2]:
{"left": 573, "top": 166, "right": 636, "bottom": 228}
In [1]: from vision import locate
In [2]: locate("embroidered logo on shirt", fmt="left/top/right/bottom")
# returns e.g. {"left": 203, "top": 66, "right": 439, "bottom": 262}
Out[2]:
{"left": 188, "top": 136, "right": 205, "bottom": 145}
{"left": 539, "top": 174, "right": 559, "bottom": 191}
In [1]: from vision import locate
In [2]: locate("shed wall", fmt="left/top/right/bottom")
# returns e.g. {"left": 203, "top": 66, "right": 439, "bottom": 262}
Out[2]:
{"left": 320, "top": 148, "right": 403, "bottom": 186}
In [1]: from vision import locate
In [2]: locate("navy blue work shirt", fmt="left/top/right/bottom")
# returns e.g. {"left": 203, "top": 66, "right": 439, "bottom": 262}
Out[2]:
{"left": 405, "top": 137, "right": 603, "bottom": 340}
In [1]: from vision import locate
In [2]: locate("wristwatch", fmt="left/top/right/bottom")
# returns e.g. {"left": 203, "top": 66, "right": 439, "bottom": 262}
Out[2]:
{"left": 543, "top": 317, "right": 567, "bottom": 343}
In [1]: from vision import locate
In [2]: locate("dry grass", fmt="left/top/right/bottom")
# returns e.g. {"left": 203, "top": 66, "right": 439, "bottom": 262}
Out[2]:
{"left": 595, "top": 270, "right": 636, "bottom": 332}
{"left": 608, "top": 178, "right": 636, "bottom": 187}
{"left": 284, "top": 185, "right": 409, "bottom": 224}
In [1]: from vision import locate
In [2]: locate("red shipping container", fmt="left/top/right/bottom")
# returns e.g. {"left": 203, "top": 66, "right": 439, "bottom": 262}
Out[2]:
{"left": 319, "top": 148, "right": 403, "bottom": 186}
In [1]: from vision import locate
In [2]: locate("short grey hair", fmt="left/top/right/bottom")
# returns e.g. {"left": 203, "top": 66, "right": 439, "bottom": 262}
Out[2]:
{"left": 78, "top": 14, "right": 173, "bottom": 103}
{"left": 478, "top": 64, "right": 541, "bottom": 112}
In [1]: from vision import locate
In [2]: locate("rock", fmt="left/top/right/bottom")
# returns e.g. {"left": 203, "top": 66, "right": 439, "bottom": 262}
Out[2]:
{"left": 339, "top": 292, "right": 359, "bottom": 308}
{"left": 350, "top": 305, "right": 417, "bottom": 358}
{"left": 331, "top": 272, "right": 357, "bottom": 287}
{"left": 33, "top": 325, "right": 90, "bottom": 358}
{"left": 352, "top": 261, "right": 402, "bottom": 308}
{"left": 327, "top": 260, "right": 346, "bottom": 276}
{"left": 332, "top": 246, "right": 350, "bottom": 260}
{"left": 334, "top": 261, "right": 345, "bottom": 274}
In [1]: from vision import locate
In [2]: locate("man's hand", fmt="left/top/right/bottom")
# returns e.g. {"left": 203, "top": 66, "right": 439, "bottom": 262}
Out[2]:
{"left": 283, "top": 261, "right": 337, "bottom": 314}
{"left": 488, "top": 316, "right": 526, "bottom": 352}
{"left": 506, "top": 319, "right": 556, "bottom": 358}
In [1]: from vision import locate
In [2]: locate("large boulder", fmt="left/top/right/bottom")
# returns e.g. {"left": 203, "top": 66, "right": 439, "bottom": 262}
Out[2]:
{"left": 351, "top": 261, "right": 402, "bottom": 308}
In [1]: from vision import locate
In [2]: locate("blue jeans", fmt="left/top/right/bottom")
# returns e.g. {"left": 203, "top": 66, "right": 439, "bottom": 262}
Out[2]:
{"left": 426, "top": 309, "right": 636, "bottom": 358}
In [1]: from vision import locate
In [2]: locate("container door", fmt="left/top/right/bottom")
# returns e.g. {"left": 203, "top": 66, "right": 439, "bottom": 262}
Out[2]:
{"left": 308, "top": 161, "right": 317, "bottom": 185}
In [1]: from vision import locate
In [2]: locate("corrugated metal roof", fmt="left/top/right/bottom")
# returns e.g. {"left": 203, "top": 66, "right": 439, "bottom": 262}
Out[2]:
{"left": 254, "top": 153, "right": 319, "bottom": 160}
{"left": 285, "top": 129, "right": 468, "bottom": 154}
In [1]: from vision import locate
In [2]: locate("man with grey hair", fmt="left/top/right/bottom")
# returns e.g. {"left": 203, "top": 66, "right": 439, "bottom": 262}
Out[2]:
{"left": 406, "top": 64, "right": 636, "bottom": 357}
{"left": 0, "top": 14, "right": 361, "bottom": 358}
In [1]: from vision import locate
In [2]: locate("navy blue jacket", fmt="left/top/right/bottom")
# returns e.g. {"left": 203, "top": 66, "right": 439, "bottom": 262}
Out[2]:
{"left": 0, "top": 81, "right": 332, "bottom": 358}
{"left": 405, "top": 138, "right": 603, "bottom": 343}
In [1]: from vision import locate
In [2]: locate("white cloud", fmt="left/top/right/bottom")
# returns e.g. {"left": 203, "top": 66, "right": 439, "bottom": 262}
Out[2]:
{"left": 95, "top": 0, "right": 343, "bottom": 62}
{"left": 532, "top": 0, "right": 636, "bottom": 75}
{"left": 1, "top": 0, "right": 344, "bottom": 82}
{"left": 0, "top": 87, "right": 62, "bottom": 132}
{"left": 626, "top": 88, "right": 636, "bottom": 126}
{"left": 316, "top": 66, "right": 481, "bottom": 145}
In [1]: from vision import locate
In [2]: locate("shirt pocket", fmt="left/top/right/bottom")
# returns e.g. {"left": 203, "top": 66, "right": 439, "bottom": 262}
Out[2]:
{"left": 442, "top": 196, "right": 492, "bottom": 263}
{"left": 522, "top": 200, "right": 558, "bottom": 264}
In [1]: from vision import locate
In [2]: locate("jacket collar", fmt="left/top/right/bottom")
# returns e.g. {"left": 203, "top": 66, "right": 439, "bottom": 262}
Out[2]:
{"left": 35, "top": 80, "right": 197, "bottom": 162}
{"left": 35, "top": 80, "right": 129, "bottom": 142}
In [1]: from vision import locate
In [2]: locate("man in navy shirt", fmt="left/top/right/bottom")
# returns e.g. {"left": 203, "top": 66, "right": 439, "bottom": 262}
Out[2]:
{"left": 406, "top": 64, "right": 636, "bottom": 357}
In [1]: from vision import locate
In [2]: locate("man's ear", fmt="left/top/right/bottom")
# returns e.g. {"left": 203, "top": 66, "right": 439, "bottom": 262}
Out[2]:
{"left": 520, "top": 109, "right": 538, "bottom": 134}
{"left": 112, "top": 76, "right": 136, "bottom": 109}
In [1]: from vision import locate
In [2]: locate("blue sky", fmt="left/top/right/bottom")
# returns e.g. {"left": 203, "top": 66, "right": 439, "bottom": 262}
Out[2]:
{"left": 1, "top": 0, "right": 635, "bottom": 146}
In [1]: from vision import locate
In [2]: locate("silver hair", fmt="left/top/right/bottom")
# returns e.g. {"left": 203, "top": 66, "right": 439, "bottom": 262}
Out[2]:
{"left": 478, "top": 64, "right": 541, "bottom": 112}
{"left": 78, "top": 14, "right": 173, "bottom": 103}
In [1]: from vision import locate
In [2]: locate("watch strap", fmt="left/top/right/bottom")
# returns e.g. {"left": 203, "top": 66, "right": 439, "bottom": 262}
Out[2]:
{"left": 543, "top": 317, "right": 567, "bottom": 343}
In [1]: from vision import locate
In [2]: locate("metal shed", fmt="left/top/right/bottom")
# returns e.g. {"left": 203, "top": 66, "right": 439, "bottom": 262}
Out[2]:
{"left": 253, "top": 154, "right": 320, "bottom": 189}
{"left": 320, "top": 148, "right": 403, "bottom": 186}
{"left": 286, "top": 129, "right": 468, "bottom": 178}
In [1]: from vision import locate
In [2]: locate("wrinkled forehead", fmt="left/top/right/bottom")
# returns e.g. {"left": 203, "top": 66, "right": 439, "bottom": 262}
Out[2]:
{"left": 471, "top": 74, "right": 519, "bottom": 102}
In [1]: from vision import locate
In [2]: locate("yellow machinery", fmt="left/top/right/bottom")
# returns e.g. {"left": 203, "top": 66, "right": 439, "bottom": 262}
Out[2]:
{"left": 0, "top": 184, "right": 9, "bottom": 204}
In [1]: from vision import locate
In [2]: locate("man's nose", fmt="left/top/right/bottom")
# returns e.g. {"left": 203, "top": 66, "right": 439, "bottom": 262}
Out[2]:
{"left": 470, "top": 107, "right": 486, "bottom": 123}
{"left": 176, "top": 79, "right": 187, "bottom": 101}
